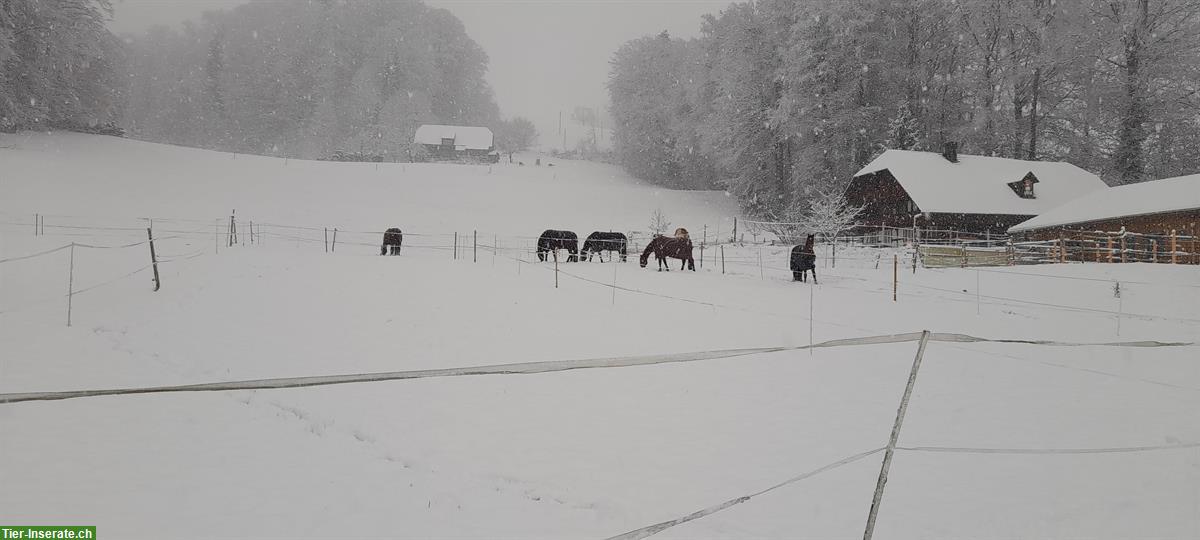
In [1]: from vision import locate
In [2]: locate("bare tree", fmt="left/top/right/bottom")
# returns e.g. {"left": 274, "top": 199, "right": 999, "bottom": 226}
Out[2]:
{"left": 756, "top": 189, "right": 864, "bottom": 245}
{"left": 802, "top": 189, "right": 865, "bottom": 244}
{"left": 648, "top": 208, "right": 671, "bottom": 236}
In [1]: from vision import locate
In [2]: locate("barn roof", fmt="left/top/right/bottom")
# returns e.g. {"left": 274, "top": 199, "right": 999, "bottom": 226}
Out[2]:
{"left": 414, "top": 125, "right": 494, "bottom": 150}
{"left": 1009, "top": 173, "right": 1200, "bottom": 233}
{"left": 851, "top": 149, "right": 1107, "bottom": 216}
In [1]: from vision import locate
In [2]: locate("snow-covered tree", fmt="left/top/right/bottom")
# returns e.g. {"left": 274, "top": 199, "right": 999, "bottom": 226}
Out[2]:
{"left": 648, "top": 208, "right": 671, "bottom": 236}
{"left": 495, "top": 117, "right": 538, "bottom": 161}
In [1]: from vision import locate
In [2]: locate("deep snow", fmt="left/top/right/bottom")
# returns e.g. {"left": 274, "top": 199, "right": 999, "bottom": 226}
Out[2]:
{"left": 1, "top": 133, "right": 1198, "bottom": 539}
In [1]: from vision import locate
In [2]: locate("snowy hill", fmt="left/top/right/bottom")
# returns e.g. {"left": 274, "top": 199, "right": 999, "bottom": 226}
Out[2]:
{"left": 1, "top": 133, "right": 1198, "bottom": 539}
{"left": 0, "top": 131, "right": 737, "bottom": 237}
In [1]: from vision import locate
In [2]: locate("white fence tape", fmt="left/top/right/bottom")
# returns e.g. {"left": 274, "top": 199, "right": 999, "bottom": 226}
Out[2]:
{"left": 0, "top": 333, "right": 927, "bottom": 405}
{"left": 604, "top": 447, "right": 887, "bottom": 540}
{"left": 2, "top": 332, "right": 1191, "bottom": 405}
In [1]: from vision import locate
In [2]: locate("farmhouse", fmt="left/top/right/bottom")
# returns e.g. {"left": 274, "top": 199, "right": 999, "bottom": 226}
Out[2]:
{"left": 413, "top": 124, "right": 499, "bottom": 163}
{"left": 845, "top": 144, "right": 1108, "bottom": 235}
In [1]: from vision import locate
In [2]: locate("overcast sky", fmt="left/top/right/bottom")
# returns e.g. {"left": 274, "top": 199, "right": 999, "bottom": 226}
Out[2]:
{"left": 107, "top": 0, "right": 731, "bottom": 150}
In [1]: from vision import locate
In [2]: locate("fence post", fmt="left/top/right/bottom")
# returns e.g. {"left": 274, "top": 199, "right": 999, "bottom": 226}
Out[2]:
{"left": 324, "top": 228, "right": 329, "bottom": 253}
{"left": 331, "top": 228, "right": 338, "bottom": 252}
{"left": 228, "top": 210, "right": 236, "bottom": 247}
{"left": 861, "top": 330, "right": 931, "bottom": 540}
{"left": 1114, "top": 281, "right": 1123, "bottom": 336}
{"left": 732, "top": 217, "right": 737, "bottom": 244}
{"left": 809, "top": 284, "right": 814, "bottom": 355}
{"left": 147, "top": 227, "right": 161, "bottom": 292}
{"left": 249, "top": 220, "right": 254, "bottom": 245}
{"left": 1059, "top": 232, "right": 1066, "bottom": 263}
{"left": 612, "top": 262, "right": 617, "bottom": 305}
{"left": 912, "top": 240, "right": 918, "bottom": 274}
{"left": 1107, "top": 236, "right": 1114, "bottom": 263}
{"left": 215, "top": 220, "right": 220, "bottom": 254}
{"left": 720, "top": 245, "right": 725, "bottom": 274}
{"left": 34, "top": 213, "right": 38, "bottom": 236}
{"left": 1120, "top": 234, "right": 1127, "bottom": 263}
{"left": 67, "top": 243, "right": 75, "bottom": 327}
{"left": 758, "top": 247, "right": 764, "bottom": 280}
{"left": 893, "top": 254, "right": 898, "bottom": 302}
{"left": 554, "top": 249, "right": 559, "bottom": 289}
{"left": 473, "top": 230, "right": 477, "bottom": 263}
{"left": 701, "top": 225, "right": 707, "bottom": 269}
{"left": 1152, "top": 239, "right": 1158, "bottom": 263}
{"left": 1170, "top": 230, "right": 1178, "bottom": 264}
{"left": 494, "top": 235, "right": 498, "bottom": 266}
{"left": 454, "top": 232, "right": 458, "bottom": 260}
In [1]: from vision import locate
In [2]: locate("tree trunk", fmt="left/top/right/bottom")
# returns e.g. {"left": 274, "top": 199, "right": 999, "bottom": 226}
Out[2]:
{"left": 1028, "top": 67, "right": 1040, "bottom": 160}
{"left": 1114, "top": 0, "right": 1151, "bottom": 184}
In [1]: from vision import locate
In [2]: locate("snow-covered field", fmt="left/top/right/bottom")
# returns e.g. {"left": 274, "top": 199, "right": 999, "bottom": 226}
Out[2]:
{"left": 2, "top": 133, "right": 1198, "bottom": 539}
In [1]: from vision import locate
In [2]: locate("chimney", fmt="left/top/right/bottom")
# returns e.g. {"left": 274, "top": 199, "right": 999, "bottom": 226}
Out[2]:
{"left": 942, "top": 141, "right": 959, "bottom": 163}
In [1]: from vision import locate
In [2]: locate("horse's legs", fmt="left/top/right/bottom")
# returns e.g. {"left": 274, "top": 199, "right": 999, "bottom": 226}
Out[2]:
{"left": 811, "top": 267, "right": 818, "bottom": 284}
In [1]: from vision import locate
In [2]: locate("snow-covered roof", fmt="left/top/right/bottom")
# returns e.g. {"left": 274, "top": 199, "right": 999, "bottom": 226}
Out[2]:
{"left": 852, "top": 149, "right": 1108, "bottom": 216}
{"left": 1009, "top": 173, "right": 1200, "bottom": 233}
{"left": 414, "top": 125, "right": 494, "bottom": 150}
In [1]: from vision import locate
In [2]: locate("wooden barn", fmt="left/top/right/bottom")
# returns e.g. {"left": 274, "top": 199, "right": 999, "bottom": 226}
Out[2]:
{"left": 414, "top": 124, "right": 499, "bottom": 163}
{"left": 1008, "top": 173, "right": 1200, "bottom": 264}
{"left": 845, "top": 144, "right": 1108, "bottom": 236}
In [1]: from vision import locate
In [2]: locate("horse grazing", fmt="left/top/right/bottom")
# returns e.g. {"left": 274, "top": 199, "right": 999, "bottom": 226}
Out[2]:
{"left": 380, "top": 228, "right": 403, "bottom": 255}
{"left": 640, "top": 235, "right": 695, "bottom": 271}
{"left": 536, "top": 229, "right": 579, "bottom": 262}
{"left": 580, "top": 232, "right": 628, "bottom": 262}
{"left": 790, "top": 234, "right": 817, "bottom": 283}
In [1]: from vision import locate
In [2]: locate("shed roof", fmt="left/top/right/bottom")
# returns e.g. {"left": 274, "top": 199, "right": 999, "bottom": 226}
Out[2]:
{"left": 414, "top": 125, "right": 494, "bottom": 150}
{"left": 852, "top": 149, "right": 1107, "bottom": 216}
{"left": 1008, "top": 173, "right": 1200, "bottom": 233}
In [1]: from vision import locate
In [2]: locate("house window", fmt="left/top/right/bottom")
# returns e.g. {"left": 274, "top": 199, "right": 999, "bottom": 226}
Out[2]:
{"left": 1008, "top": 172, "right": 1039, "bottom": 199}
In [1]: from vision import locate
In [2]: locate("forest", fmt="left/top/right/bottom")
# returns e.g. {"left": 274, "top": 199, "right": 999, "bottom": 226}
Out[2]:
{"left": 608, "top": 0, "right": 1200, "bottom": 219}
{"left": 5, "top": 0, "right": 1200, "bottom": 216}
{"left": 1, "top": 0, "right": 537, "bottom": 161}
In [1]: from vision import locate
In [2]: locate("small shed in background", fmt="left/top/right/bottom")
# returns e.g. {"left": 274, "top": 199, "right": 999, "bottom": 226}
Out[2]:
{"left": 414, "top": 125, "right": 499, "bottom": 163}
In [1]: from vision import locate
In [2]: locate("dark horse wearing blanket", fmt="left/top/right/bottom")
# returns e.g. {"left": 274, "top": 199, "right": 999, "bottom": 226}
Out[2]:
{"left": 640, "top": 235, "right": 695, "bottom": 271}
{"left": 580, "top": 232, "right": 628, "bottom": 263}
{"left": 537, "top": 229, "right": 579, "bottom": 262}
{"left": 380, "top": 228, "right": 403, "bottom": 255}
{"left": 790, "top": 234, "right": 817, "bottom": 283}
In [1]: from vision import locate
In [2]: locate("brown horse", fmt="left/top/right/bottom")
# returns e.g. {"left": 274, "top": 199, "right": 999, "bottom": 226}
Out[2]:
{"left": 640, "top": 235, "right": 695, "bottom": 271}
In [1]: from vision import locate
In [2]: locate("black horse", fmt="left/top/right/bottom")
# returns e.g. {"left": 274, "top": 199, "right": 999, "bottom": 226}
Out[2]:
{"left": 381, "top": 228, "right": 403, "bottom": 255}
{"left": 640, "top": 235, "right": 695, "bottom": 271}
{"left": 580, "top": 232, "right": 628, "bottom": 263}
{"left": 536, "top": 229, "right": 579, "bottom": 262}
{"left": 790, "top": 234, "right": 817, "bottom": 283}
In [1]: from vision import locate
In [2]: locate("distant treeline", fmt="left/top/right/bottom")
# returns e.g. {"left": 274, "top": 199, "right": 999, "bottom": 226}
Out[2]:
{"left": 124, "top": 0, "right": 499, "bottom": 160}
{"left": 608, "top": 0, "right": 1200, "bottom": 218}
{"left": 2, "top": 0, "right": 537, "bottom": 160}
{"left": 0, "top": 1, "right": 125, "bottom": 132}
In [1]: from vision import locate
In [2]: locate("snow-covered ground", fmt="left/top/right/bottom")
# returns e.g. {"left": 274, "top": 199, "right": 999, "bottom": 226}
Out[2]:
{"left": 2, "top": 133, "right": 1198, "bottom": 539}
